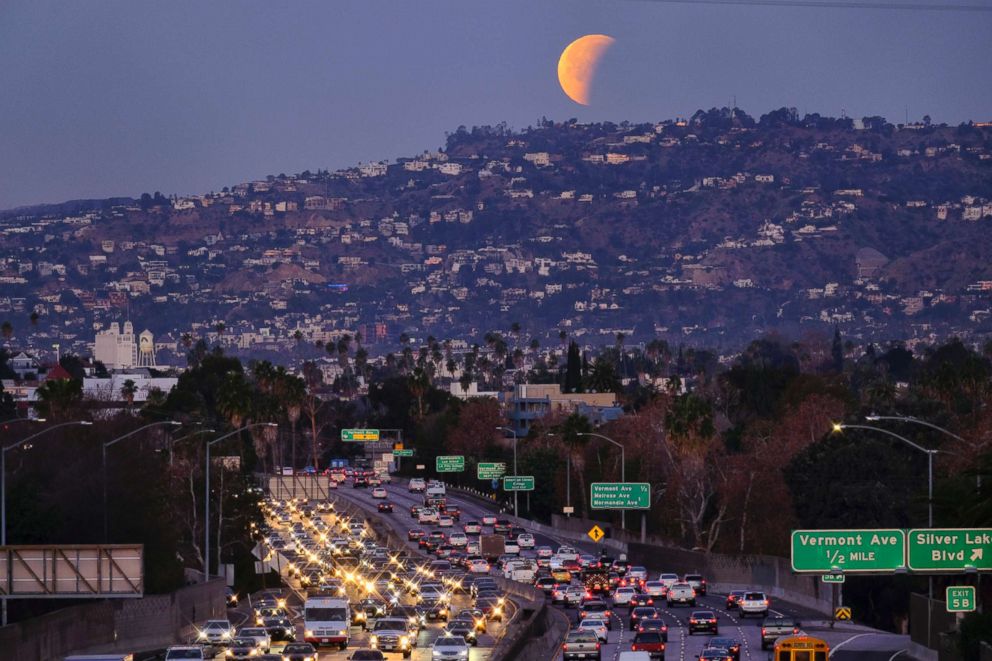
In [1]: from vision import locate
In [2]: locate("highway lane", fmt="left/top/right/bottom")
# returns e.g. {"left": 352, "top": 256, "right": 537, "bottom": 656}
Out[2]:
{"left": 334, "top": 478, "right": 917, "bottom": 661}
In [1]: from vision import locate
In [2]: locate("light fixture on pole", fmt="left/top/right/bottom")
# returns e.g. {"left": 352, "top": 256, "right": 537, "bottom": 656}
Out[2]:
{"left": 496, "top": 426, "right": 518, "bottom": 518}
{"left": 204, "top": 423, "right": 277, "bottom": 582}
{"left": 866, "top": 414, "right": 981, "bottom": 491}
{"left": 577, "top": 432, "right": 626, "bottom": 530}
{"left": 102, "top": 420, "right": 182, "bottom": 541}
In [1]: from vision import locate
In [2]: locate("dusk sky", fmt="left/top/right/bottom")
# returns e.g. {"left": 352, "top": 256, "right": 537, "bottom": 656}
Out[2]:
{"left": 1, "top": 0, "right": 989, "bottom": 210}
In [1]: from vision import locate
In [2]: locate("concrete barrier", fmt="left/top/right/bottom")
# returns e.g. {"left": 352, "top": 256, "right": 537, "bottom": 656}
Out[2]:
{"left": 0, "top": 579, "right": 226, "bottom": 661}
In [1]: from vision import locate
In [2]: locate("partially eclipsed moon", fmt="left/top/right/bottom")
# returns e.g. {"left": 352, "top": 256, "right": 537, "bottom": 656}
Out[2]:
{"left": 558, "top": 34, "right": 615, "bottom": 106}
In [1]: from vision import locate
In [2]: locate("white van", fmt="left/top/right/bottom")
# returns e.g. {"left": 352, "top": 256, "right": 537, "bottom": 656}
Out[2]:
{"left": 303, "top": 596, "right": 350, "bottom": 649}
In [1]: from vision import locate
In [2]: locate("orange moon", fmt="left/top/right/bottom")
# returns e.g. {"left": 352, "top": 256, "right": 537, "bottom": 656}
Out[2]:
{"left": 557, "top": 34, "right": 615, "bottom": 106}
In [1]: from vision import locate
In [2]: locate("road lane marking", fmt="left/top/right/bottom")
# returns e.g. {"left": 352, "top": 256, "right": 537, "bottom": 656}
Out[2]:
{"left": 829, "top": 632, "right": 873, "bottom": 656}
{"left": 889, "top": 650, "right": 907, "bottom": 661}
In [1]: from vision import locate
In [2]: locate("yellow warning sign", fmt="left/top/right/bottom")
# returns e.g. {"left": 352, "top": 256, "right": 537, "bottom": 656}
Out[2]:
{"left": 835, "top": 607, "right": 852, "bottom": 621}
{"left": 588, "top": 525, "right": 605, "bottom": 543}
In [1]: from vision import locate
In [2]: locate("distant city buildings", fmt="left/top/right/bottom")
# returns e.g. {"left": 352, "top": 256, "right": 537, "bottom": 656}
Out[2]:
{"left": 94, "top": 322, "right": 156, "bottom": 369}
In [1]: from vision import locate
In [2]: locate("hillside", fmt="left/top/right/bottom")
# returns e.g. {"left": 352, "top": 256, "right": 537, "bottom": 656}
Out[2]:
{"left": 1, "top": 108, "right": 991, "bottom": 359}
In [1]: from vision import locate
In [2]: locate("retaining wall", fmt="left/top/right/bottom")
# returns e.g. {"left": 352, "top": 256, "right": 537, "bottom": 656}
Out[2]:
{"left": 0, "top": 579, "right": 226, "bottom": 661}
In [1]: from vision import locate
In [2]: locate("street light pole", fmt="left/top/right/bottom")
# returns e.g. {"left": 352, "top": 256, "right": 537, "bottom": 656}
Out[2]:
{"left": 168, "top": 428, "right": 216, "bottom": 467}
{"left": 496, "top": 426, "right": 518, "bottom": 517}
{"left": 204, "top": 423, "right": 277, "bottom": 582}
{"left": 102, "top": 420, "right": 182, "bottom": 541}
{"left": 833, "top": 422, "right": 937, "bottom": 598}
{"left": 1, "top": 419, "right": 93, "bottom": 626}
{"left": 866, "top": 415, "right": 981, "bottom": 492}
{"left": 578, "top": 432, "right": 626, "bottom": 531}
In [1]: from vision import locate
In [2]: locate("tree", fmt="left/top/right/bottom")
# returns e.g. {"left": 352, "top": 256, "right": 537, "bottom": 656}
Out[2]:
{"left": 831, "top": 325, "right": 844, "bottom": 374}
{"left": 35, "top": 378, "right": 84, "bottom": 421}
{"left": 564, "top": 341, "right": 583, "bottom": 393}
{"left": 121, "top": 379, "right": 138, "bottom": 412}
{"left": 1, "top": 321, "right": 12, "bottom": 340}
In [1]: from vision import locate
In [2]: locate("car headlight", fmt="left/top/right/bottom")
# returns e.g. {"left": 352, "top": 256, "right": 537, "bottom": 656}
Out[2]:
{"left": 401, "top": 635, "right": 410, "bottom": 647}
{"left": 225, "top": 650, "right": 233, "bottom": 657}
{"left": 370, "top": 635, "right": 379, "bottom": 647}
{"left": 197, "top": 630, "right": 208, "bottom": 640}
{"left": 305, "top": 629, "right": 314, "bottom": 637}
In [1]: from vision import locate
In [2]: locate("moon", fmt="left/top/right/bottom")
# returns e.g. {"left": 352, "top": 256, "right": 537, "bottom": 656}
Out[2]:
{"left": 557, "top": 34, "right": 615, "bottom": 106}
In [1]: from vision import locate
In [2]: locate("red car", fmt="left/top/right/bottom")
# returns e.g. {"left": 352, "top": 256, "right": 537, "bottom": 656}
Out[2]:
{"left": 377, "top": 502, "right": 394, "bottom": 513}
{"left": 631, "top": 631, "right": 666, "bottom": 659}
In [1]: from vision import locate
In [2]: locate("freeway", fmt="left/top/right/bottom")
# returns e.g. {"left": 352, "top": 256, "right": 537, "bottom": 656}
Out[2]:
{"left": 334, "top": 477, "right": 922, "bottom": 661}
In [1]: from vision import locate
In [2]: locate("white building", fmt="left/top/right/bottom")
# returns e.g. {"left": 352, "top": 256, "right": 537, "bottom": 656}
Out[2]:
{"left": 94, "top": 322, "right": 157, "bottom": 369}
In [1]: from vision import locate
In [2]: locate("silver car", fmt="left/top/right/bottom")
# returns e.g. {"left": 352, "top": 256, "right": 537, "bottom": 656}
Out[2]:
{"left": 196, "top": 619, "right": 234, "bottom": 645}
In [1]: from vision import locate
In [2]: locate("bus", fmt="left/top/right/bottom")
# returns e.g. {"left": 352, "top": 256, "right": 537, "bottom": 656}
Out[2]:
{"left": 772, "top": 635, "right": 829, "bottom": 661}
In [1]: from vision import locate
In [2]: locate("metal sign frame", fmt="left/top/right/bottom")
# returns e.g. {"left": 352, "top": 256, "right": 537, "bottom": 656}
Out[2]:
{"left": 0, "top": 545, "right": 143, "bottom": 599}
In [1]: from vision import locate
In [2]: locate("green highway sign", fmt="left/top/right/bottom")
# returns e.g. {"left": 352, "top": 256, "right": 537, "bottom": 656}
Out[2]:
{"left": 821, "top": 574, "right": 845, "bottom": 584}
{"left": 503, "top": 476, "right": 534, "bottom": 491}
{"left": 908, "top": 528, "right": 992, "bottom": 572}
{"left": 590, "top": 483, "right": 651, "bottom": 510}
{"left": 946, "top": 586, "right": 976, "bottom": 613}
{"left": 436, "top": 456, "right": 465, "bottom": 472}
{"left": 392, "top": 449, "right": 414, "bottom": 457}
{"left": 477, "top": 462, "right": 506, "bottom": 479}
{"left": 341, "top": 428, "right": 380, "bottom": 442}
{"left": 791, "top": 529, "right": 906, "bottom": 573}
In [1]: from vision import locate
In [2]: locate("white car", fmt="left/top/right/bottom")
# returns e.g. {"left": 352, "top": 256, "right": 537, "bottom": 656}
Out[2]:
{"left": 577, "top": 617, "right": 609, "bottom": 643}
{"left": 564, "top": 585, "right": 586, "bottom": 606}
{"left": 432, "top": 634, "right": 471, "bottom": 659}
{"left": 556, "top": 546, "right": 579, "bottom": 561}
{"left": 536, "top": 546, "right": 553, "bottom": 559}
{"left": 463, "top": 521, "right": 482, "bottom": 535}
{"left": 738, "top": 591, "right": 770, "bottom": 618}
{"left": 448, "top": 532, "right": 468, "bottom": 547}
{"left": 612, "top": 586, "right": 637, "bottom": 605}
{"left": 165, "top": 647, "right": 206, "bottom": 661}
{"left": 466, "top": 541, "right": 480, "bottom": 555}
{"left": 504, "top": 539, "right": 520, "bottom": 554}
{"left": 481, "top": 515, "right": 497, "bottom": 526}
{"left": 418, "top": 508, "right": 439, "bottom": 524}
{"left": 409, "top": 478, "right": 426, "bottom": 493}
{"left": 643, "top": 581, "right": 667, "bottom": 597}
{"left": 468, "top": 558, "right": 490, "bottom": 574}
{"left": 372, "top": 487, "right": 387, "bottom": 499}
{"left": 196, "top": 619, "right": 234, "bottom": 644}
{"left": 516, "top": 533, "right": 535, "bottom": 549}
{"left": 327, "top": 479, "right": 338, "bottom": 489}
{"left": 438, "top": 515, "right": 454, "bottom": 528}
{"left": 659, "top": 573, "right": 679, "bottom": 589}
{"left": 235, "top": 626, "right": 271, "bottom": 652}
{"left": 628, "top": 566, "right": 648, "bottom": 583}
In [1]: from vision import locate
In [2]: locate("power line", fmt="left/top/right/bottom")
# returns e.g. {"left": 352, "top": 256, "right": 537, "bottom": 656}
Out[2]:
{"left": 633, "top": 0, "right": 992, "bottom": 12}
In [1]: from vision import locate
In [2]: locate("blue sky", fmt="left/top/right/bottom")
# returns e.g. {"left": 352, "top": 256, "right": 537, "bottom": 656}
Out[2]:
{"left": 1, "top": 0, "right": 989, "bottom": 209}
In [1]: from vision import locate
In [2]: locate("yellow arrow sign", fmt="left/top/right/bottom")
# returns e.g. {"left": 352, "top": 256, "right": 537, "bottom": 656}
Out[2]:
{"left": 588, "top": 525, "right": 605, "bottom": 543}
{"left": 835, "top": 607, "right": 852, "bottom": 621}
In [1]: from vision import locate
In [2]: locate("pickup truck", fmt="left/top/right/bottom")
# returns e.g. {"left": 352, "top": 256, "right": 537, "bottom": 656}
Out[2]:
{"left": 562, "top": 630, "right": 602, "bottom": 661}
{"left": 630, "top": 631, "right": 666, "bottom": 659}
{"left": 760, "top": 617, "right": 801, "bottom": 649}
{"left": 666, "top": 582, "right": 696, "bottom": 607}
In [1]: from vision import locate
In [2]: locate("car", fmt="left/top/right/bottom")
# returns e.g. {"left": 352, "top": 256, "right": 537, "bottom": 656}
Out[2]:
{"left": 536, "top": 545, "right": 554, "bottom": 558}
{"left": 476, "top": 595, "right": 505, "bottom": 621}
{"left": 409, "top": 478, "right": 426, "bottom": 493}
{"left": 228, "top": 638, "right": 263, "bottom": 660}
{"left": 630, "top": 631, "right": 667, "bottom": 659}
{"left": 636, "top": 618, "right": 669, "bottom": 641}
{"left": 684, "top": 573, "right": 707, "bottom": 595}
{"left": 444, "top": 619, "right": 479, "bottom": 646}
{"left": 431, "top": 634, "right": 471, "bottom": 659}
{"left": 688, "top": 610, "right": 719, "bottom": 635}
{"left": 410, "top": 505, "right": 424, "bottom": 519}
{"left": 504, "top": 538, "right": 520, "bottom": 554}
{"left": 448, "top": 531, "right": 468, "bottom": 547}
{"left": 738, "top": 591, "right": 770, "bottom": 618}
{"left": 698, "top": 651, "right": 734, "bottom": 661}
{"left": 760, "top": 617, "right": 801, "bottom": 649}
{"left": 630, "top": 592, "right": 656, "bottom": 607}
{"left": 442, "top": 505, "right": 461, "bottom": 521}
{"left": 577, "top": 617, "right": 609, "bottom": 642}
{"left": 468, "top": 558, "right": 490, "bottom": 573}
{"left": 455, "top": 607, "right": 487, "bottom": 633}
{"left": 225, "top": 586, "right": 239, "bottom": 607}
{"left": 658, "top": 573, "right": 679, "bottom": 590}
{"left": 463, "top": 521, "right": 482, "bottom": 535}
{"left": 612, "top": 586, "right": 637, "bottom": 606}
{"left": 408, "top": 528, "right": 426, "bottom": 541}
{"left": 725, "top": 590, "right": 747, "bottom": 610}
{"left": 628, "top": 566, "right": 649, "bottom": 585}
{"left": 563, "top": 585, "right": 586, "bottom": 606}
{"left": 535, "top": 576, "right": 557, "bottom": 593}
{"left": 705, "top": 637, "right": 742, "bottom": 661}
{"left": 377, "top": 502, "right": 393, "bottom": 513}
{"left": 353, "top": 476, "right": 368, "bottom": 488}
{"left": 164, "top": 647, "right": 206, "bottom": 660}
{"left": 666, "top": 582, "right": 696, "bottom": 607}
{"left": 643, "top": 581, "right": 666, "bottom": 598}
{"left": 438, "top": 515, "right": 454, "bottom": 528}
{"left": 347, "top": 651, "right": 386, "bottom": 661}
{"left": 517, "top": 533, "right": 535, "bottom": 548}
{"left": 629, "top": 607, "right": 661, "bottom": 630}
{"left": 579, "top": 599, "right": 612, "bottom": 624}
{"left": 418, "top": 508, "right": 439, "bottom": 524}
{"left": 196, "top": 619, "right": 235, "bottom": 645}
{"left": 261, "top": 614, "right": 296, "bottom": 641}
{"left": 562, "top": 630, "right": 602, "bottom": 661}
{"left": 493, "top": 519, "right": 511, "bottom": 535}
{"left": 372, "top": 487, "right": 387, "bottom": 499}
{"left": 369, "top": 617, "right": 416, "bottom": 658}
{"left": 235, "top": 626, "right": 272, "bottom": 652}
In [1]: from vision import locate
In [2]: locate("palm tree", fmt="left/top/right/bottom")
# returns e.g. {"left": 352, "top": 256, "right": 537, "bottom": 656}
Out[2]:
{"left": 408, "top": 367, "right": 431, "bottom": 420}
{"left": 121, "top": 379, "right": 138, "bottom": 412}
{"left": 35, "top": 378, "right": 83, "bottom": 421}
{"left": 1, "top": 321, "right": 12, "bottom": 341}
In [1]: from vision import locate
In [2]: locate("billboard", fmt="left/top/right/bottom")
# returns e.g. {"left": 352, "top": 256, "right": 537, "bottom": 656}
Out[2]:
{"left": 0, "top": 545, "right": 143, "bottom": 598}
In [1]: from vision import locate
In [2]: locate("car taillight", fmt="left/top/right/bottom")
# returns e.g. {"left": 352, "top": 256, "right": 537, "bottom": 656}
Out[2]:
{"left": 761, "top": 628, "right": 767, "bottom": 635}
{"left": 596, "top": 643, "right": 601, "bottom": 650}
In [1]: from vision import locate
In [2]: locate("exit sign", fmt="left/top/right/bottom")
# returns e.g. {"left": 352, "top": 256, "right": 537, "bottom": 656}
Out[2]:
{"left": 946, "top": 586, "right": 976, "bottom": 613}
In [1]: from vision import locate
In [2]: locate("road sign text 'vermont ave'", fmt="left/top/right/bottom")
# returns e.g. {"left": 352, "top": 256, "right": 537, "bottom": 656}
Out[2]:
{"left": 341, "top": 428, "right": 380, "bottom": 442}
{"left": 908, "top": 528, "right": 992, "bottom": 571}
{"left": 791, "top": 529, "right": 906, "bottom": 573}
{"left": 590, "top": 483, "right": 650, "bottom": 509}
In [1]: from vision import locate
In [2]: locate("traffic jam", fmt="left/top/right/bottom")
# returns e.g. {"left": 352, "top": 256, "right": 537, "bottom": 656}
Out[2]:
{"left": 159, "top": 467, "right": 813, "bottom": 661}
{"left": 328, "top": 470, "right": 817, "bottom": 661}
